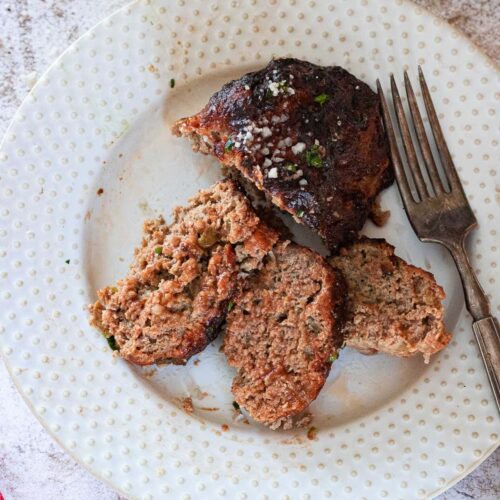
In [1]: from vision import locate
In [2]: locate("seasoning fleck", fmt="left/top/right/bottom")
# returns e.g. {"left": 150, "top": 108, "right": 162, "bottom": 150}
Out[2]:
{"left": 314, "top": 93, "right": 330, "bottom": 105}
{"left": 154, "top": 247, "right": 163, "bottom": 255}
{"left": 305, "top": 145, "right": 323, "bottom": 168}
{"left": 170, "top": 78, "right": 175, "bottom": 88}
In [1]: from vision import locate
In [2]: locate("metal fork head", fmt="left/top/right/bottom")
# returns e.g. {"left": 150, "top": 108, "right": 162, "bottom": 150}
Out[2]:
{"left": 377, "top": 67, "right": 477, "bottom": 245}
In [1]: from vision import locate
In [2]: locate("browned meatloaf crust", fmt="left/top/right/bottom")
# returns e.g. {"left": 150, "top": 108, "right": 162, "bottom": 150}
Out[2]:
{"left": 223, "top": 240, "right": 345, "bottom": 429}
{"left": 90, "top": 179, "right": 279, "bottom": 366}
{"left": 173, "top": 58, "right": 392, "bottom": 253}
{"left": 330, "top": 238, "right": 450, "bottom": 362}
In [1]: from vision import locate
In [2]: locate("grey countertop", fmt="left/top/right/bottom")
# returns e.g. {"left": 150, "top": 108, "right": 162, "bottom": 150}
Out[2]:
{"left": 0, "top": 1, "right": 498, "bottom": 498}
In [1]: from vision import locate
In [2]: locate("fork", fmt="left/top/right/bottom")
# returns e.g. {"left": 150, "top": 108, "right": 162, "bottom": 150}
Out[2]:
{"left": 377, "top": 67, "right": 500, "bottom": 412}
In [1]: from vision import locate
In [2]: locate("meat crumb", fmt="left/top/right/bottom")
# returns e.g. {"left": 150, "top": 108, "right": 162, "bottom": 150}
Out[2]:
{"left": 182, "top": 397, "right": 194, "bottom": 414}
{"left": 307, "top": 426, "right": 318, "bottom": 440}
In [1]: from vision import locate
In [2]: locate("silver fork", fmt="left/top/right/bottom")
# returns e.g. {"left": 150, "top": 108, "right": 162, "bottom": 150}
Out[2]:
{"left": 377, "top": 67, "right": 500, "bottom": 412}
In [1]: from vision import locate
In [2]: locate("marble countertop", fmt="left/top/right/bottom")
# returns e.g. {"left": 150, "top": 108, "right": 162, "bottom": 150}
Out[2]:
{"left": 0, "top": 1, "right": 498, "bottom": 498}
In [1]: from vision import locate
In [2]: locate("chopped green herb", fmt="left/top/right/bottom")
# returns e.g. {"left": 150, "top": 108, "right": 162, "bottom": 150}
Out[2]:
{"left": 305, "top": 145, "right": 323, "bottom": 168}
{"left": 106, "top": 335, "right": 119, "bottom": 351}
{"left": 170, "top": 78, "right": 175, "bottom": 88}
{"left": 297, "top": 210, "right": 305, "bottom": 218}
{"left": 227, "top": 301, "right": 235, "bottom": 312}
{"left": 232, "top": 401, "right": 241, "bottom": 411}
{"left": 65, "top": 259, "right": 70, "bottom": 264}
{"left": 284, "top": 162, "right": 298, "bottom": 173}
{"left": 111, "top": 286, "right": 118, "bottom": 294}
{"left": 154, "top": 246, "right": 163, "bottom": 255}
{"left": 224, "top": 139, "right": 235, "bottom": 153}
{"left": 314, "top": 93, "right": 330, "bottom": 105}
{"left": 328, "top": 353, "right": 338, "bottom": 363}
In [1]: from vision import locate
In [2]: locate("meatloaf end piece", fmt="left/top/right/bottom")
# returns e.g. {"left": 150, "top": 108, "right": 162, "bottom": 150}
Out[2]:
{"left": 90, "top": 179, "right": 279, "bottom": 365}
{"left": 330, "top": 239, "right": 450, "bottom": 362}
{"left": 223, "top": 240, "right": 346, "bottom": 429}
{"left": 173, "top": 58, "right": 392, "bottom": 252}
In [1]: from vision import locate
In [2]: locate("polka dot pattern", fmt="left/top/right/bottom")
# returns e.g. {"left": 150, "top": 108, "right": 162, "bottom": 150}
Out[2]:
{"left": 0, "top": 0, "right": 499, "bottom": 498}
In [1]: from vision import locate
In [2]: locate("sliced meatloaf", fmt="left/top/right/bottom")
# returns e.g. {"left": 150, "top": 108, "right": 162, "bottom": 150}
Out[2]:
{"left": 223, "top": 240, "right": 345, "bottom": 429}
{"left": 173, "top": 58, "right": 392, "bottom": 252}
{"left": 330, "top": 239, "right": 450, "bottom": 362}
{"left": 90, "top": 179, "right": 279, "bottom": 365}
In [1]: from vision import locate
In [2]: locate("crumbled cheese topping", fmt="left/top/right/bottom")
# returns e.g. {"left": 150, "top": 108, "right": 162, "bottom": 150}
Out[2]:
{"left": 291, "top": 142, "right": 306, "bottom": 154}
{"left": 268, "top": 167, "right": 278, "bottom": 178}
{"left": 261, "top": 126, "right": 272, "bottom": 138}
{"left": 268, "top": 80, "right": 295, "bottom": 97}
{"left": 299, "top": 179, "right": 308, "bottom": 186}
{"left": 263, "top": 158, "right": 272, "bottom": 168}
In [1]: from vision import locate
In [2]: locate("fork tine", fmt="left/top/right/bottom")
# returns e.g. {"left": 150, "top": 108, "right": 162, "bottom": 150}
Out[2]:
{"left": 376, "top": 79, "right": 416, "bottom": 208}
{"left": 390, "top": 75, "right": 429, "bottom": 201}
{"left": 403, "top": 71, "right": 446, "bottom": 195}
{"left": 418, "top": 66, "right": 463, "bottom": 193}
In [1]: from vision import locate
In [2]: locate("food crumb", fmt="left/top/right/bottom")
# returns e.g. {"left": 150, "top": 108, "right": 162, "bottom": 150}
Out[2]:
{"left": 182, "top": 397, "right": 194, "bottom": 414}
{"left": 97, "top": 188, "right": 104, "bottom": 196}
{"left": 307, "top": 426, "right": 318, "bottom": 440}
{"left": 370, "top": 199, "right": 390, "bottom": 226}
{"left": 193, "top": 359, "right": 200, "bottom": 366}
{"left": 221, "top": 424, "right": 229, "bottom": 432}
{"left": 170, "top": 78, "right": 176, "bottom": 88}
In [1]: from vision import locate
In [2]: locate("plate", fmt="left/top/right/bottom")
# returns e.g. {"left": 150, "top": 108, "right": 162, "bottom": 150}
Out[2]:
{"left": 0, "top": 0, "right": 498, "bottom": 498}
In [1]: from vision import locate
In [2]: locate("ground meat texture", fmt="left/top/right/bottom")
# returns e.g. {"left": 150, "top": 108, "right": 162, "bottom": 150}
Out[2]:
{"left": 223, "top": 241, "right": 345, "bottom": 429}
{"left": 89, "top": 179, "right": 279, "bottom": 366}
{"left": 173, "top": 58, "right": 392, "bottom": 253}
{"left": 330, "top": 238, "right": 451, "bottom": 362}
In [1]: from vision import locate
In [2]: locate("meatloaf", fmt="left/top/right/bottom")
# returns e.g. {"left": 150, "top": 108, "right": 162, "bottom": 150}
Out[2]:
{"left": 330, "top": 239, "right": 450, "bottom": 362}
{"left": 223, "top": 240, "right": 345, "bottom": 429}
{"left": 173, "top": 58, "right": 392, "bottom": 252}
{"left": 90, "top": 179, "right": 279, "bottom": 365}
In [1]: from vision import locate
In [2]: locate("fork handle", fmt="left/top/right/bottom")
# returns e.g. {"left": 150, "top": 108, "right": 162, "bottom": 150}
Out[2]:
{"left": 473, "top": 318, "right": 500, "bottom": 411}
{"left": 447, "top": 239, "right": 500, "bottom": 412}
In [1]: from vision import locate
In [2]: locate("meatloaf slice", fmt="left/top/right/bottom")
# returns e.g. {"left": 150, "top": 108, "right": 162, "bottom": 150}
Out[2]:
{"left": 90, "top": 179, "right": 279, "bottom": 366}
{"left": 330, "top": 239, "right": 450, "bottom": 362}
{"left": 173, "top": 58, "right": 392, "bottom": 252}
{"left": 223, "top": 240, "right": 345, "bottom": 429}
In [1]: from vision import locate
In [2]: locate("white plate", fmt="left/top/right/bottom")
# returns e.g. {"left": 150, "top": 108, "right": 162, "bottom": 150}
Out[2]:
{"left": 0, "top": 0, "right": 498, "bottom": 498}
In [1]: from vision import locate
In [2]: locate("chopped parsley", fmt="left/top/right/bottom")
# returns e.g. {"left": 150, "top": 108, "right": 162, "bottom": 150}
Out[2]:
{"left": 65, "top": 259, "right": 70, "bottom": 264}
{"left": 297, "top": 210, "right": 305, "bottom": 218}
{"left": 170, "top": 78, "right": 175, "bottom": 88}
{"left": 328, "top": 353, "right": 338, "bottom": 363}
{"left": 154, "top": 246, "right": 163, "bottom": 255}
{"left": 305, "top": 145, "right": 323, "bottom": 168}
{"left": 227, "top": 301, "right": 235, "bottom": 312}
{"left": 232, "top": 401, "right": 241, "bottom": 411}
{"left": 284, "top": 162, "right": 298, "bottom": 173}
{"left": 314, "top": 93, "right": 330, "bottom": 105}
{"left": 106, "top": 335, "right": 119, "bottom": 351}
{"left": 224, "top": 139, "right": 235, "bottom": 152}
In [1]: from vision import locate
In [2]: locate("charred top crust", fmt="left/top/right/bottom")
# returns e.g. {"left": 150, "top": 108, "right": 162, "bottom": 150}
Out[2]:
{"left": 175, "top": 58, "right": 392, "bottom": 252}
